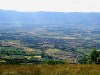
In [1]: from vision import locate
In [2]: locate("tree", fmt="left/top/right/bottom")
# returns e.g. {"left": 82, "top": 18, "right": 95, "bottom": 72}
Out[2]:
{"left": 77, "top": 56, "right": 88, "bottom": 64}
{"left": 90, "top": 50, "right": 100, "bottom": 64}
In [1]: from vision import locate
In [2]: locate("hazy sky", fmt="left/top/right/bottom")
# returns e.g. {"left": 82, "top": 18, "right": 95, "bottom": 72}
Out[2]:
{"left": 0, "top": 0, "right": 100, "bottom": 12}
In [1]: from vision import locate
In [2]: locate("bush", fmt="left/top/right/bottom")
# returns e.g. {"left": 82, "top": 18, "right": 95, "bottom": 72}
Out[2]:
{"left": 90, "top": 50, "right": 100, "bottom": 64}
{"left": 45, "top": 60, "right": 65, "bottom": 65}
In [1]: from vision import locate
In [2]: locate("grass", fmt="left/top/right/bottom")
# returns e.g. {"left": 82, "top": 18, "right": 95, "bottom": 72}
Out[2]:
{"left": 46, "top": 49, "right": 61, "bottom": 54}
{"left": 0, "top": 64, "right": 99, "bottom": 75}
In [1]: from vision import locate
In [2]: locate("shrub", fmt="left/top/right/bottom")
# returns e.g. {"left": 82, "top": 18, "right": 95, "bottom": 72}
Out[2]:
{"left": 45, "top": 60, "right": 65, "bottom": 65}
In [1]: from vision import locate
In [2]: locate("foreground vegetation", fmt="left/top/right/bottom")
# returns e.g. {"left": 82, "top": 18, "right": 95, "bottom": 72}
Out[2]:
{"left": 0, "top": 64, "right": 99, "bottom": 75}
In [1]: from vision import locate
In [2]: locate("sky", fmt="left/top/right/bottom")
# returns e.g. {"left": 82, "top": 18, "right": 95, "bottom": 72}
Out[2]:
{"left": 0, "top": 0, "right": 100, "bottom": 12}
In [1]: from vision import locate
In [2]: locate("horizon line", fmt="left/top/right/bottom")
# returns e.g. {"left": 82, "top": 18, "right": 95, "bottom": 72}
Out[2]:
{"left": 0, "top": 9, "right": 100, "bottom": 13}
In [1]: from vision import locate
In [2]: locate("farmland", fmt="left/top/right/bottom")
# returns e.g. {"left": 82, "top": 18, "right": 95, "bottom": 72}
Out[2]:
{"left": 0, "top": 25, "right": 100, "bottom": 64}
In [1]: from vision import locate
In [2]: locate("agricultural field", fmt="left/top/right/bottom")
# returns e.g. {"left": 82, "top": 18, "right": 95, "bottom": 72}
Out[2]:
{"left": 0, "top": 26, "right": 100, "bottom": 64}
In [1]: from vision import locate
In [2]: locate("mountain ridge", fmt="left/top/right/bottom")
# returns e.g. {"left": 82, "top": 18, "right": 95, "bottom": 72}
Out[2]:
{"left": 0, "top": 9, "right": 100, "bottom": 26}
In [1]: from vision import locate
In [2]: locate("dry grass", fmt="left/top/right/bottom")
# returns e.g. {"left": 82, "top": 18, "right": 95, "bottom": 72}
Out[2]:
{"left": 0, "top": 64, "right": 100, "bottom": 75}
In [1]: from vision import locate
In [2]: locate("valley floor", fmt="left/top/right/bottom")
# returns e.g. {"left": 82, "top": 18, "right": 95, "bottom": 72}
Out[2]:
{"left": 0, "top": 64, "right": 99, "bottom": 75}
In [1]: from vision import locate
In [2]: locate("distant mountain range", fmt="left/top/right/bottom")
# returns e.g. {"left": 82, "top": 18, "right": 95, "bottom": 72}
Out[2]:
{"left": 0, "top": 9, "right": 100, "bottom": 24}
{"left": 0, "top": 9, "right": 100, "bottom": 29}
